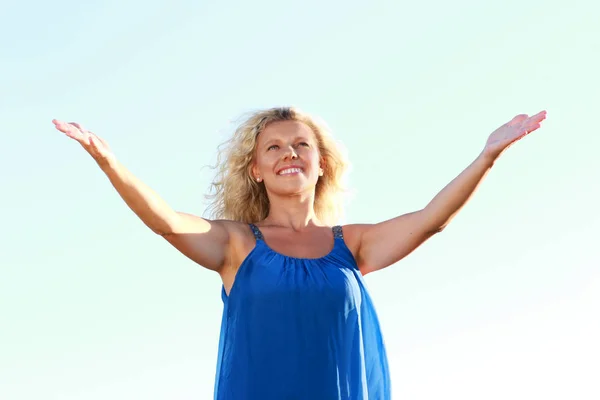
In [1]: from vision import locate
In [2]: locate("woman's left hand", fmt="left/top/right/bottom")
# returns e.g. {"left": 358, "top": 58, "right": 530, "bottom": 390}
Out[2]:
{"left": 482, "top": 110, "right": 547, "bottom": 161}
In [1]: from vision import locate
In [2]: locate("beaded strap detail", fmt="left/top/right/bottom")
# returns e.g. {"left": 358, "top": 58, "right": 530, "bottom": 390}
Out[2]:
{"left": 249, "top": 224, "right": 264, "bottom": 240}
{"left": 332, "top": 225, "right": 344, "bottom": 239}
{"left": 251, "top": 224, "right": 341, "bottom": 240}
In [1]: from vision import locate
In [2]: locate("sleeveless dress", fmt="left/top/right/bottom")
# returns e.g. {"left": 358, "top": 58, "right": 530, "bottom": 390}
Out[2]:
{"left": 213, "top": 224, "right": 391, "bottom": 400}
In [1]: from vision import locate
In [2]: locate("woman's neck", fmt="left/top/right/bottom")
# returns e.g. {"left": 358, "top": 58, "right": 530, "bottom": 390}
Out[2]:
{"left": 261, "top": 193, "right": 323, "bottom": 231}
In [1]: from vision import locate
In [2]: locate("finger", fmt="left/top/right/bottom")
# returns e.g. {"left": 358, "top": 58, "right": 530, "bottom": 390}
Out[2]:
{"left": 88, "top": 134, "right": 107, "bottom": 158}
{"left": 524, "top": 111, "right": 546, "bottom": 130}
{"left": 88, "top": 133, "right": 98, "bottom": 148}
{"left": 531, "top": 110, "right": 547, "bottom": 122}
{"left": 88, "top": 131, "right": 107, "bottom": 148}
{"left": 508, "top": 114, "right": 528, "bottom": 126}
{"left": 53, "top": 119, "right": 82, "bottom": 139}
{"left": 52, "top": 119, "right": 72, "bottom": 132}
{"left": 521, "top": 123, "right": 541, "bottom": 137}
{"left": 68, "top": 122, "right": 90, "bottom": 141}
{"left": 69, "top": 122, "right": 87, "bottom": 132}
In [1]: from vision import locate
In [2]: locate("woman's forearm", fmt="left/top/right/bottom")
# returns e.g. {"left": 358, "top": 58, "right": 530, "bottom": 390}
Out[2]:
{"left": 422, "top": 152, "right": 495, "bottom": 232}
{"left": 98, "top": 158, "right": 180, "bottom": 235}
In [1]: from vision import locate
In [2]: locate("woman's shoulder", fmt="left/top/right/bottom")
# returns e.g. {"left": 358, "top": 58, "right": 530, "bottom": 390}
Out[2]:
{"left": 217, "top": 219, "right": 256, "bottom": 241}
{"left": 217, "top": 220, "right": 259, "bottom": 283}
{"left": 337, "top": 224, "right": 366, "bottom": 264}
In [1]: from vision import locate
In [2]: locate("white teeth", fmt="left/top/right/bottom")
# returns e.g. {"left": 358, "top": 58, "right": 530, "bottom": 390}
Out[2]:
{"left": 278, "top": 168, "right": 302, "bottom": 175}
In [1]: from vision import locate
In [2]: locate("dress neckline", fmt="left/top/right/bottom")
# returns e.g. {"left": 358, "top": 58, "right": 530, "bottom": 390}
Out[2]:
{"left": 250, "top": 223, "right": 342, "bottom": 261}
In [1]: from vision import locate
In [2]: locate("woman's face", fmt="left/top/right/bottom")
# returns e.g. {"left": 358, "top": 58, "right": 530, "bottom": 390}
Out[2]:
{"left": 252, "top": 120, "right": 322, "bottom": 197}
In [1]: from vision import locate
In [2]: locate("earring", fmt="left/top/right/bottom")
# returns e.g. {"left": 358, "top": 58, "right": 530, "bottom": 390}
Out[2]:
{"left": 319, "top": 169, "right": 324, "bottom": 176}
{"left": 256, "top": 177, "right": 262, "bottom": 182}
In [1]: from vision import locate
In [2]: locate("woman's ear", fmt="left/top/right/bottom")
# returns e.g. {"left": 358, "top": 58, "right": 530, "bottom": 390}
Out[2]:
{"left": 319, "top": 158, "right": 325, "bottom": 176}
{"left": 251, "top": 164, "right": 262, "bottom": 182}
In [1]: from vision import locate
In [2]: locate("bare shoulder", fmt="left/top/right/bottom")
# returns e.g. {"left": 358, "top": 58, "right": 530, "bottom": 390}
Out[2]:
{"left": 338, "top": 223, "right": 369, "bottom": 262}
{"left": 217, "top": 220, "right": 257, "bottom": 294}
{"left": 161, "top": 216, "right": 253, "bottom": 273}
{"left": 211, "top": 219, "right": 257, "bottom": 262}
{"left": 223, "top": 220, "right": 256, "bottom": 249}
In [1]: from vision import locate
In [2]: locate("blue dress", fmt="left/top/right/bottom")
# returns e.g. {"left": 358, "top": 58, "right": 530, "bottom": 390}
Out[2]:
{"left": 213, "top": 224, "right": 391, "bottom": 400}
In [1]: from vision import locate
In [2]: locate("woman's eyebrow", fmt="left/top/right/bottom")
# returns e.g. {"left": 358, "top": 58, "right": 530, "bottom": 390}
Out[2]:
{"left": 293, "top": 135, "right": 313, "bottom": 142}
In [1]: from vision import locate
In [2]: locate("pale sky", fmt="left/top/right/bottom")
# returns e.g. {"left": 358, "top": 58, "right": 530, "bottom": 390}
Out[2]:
{"left": 1, "top": 0, "right": 599, "bottom": 399}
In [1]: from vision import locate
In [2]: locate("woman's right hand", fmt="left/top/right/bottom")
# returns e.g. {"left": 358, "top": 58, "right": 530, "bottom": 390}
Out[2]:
{"left": 52, "top": 119, "right": 115, "bottom": 166}
{"left": 51, "top": 120, "right": 235, "bottom": 276}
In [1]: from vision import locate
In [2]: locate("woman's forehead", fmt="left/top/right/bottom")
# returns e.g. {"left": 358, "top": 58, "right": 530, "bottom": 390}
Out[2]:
{"left": 259, "top": 120, "right": 315, "bottom": 142}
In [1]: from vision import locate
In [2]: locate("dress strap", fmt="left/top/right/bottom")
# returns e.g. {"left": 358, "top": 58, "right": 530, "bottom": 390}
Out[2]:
{"left": 249, "top": 223, "right": 264, "bottom": 241}
{"left": 332, "top": 225, "right": 344, "bottom": 239}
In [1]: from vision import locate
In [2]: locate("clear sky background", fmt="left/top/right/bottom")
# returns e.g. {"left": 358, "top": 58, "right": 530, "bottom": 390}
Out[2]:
{"left": 1, "top": 0, "right": 598, "bottom": 399}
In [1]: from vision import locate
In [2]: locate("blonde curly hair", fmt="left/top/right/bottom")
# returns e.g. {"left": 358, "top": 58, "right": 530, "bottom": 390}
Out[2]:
{"left": 206, "top": 107, "right": 348, "bottom": 225}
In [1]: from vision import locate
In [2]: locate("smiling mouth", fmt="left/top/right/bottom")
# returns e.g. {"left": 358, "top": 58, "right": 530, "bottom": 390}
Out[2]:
{"left": 277, "top": 167, "right": 303, "bottom": 176}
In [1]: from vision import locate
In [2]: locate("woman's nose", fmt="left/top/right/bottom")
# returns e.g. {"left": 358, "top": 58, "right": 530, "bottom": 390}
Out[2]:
{"left": 283, "top": 146, "right": 298, "bottom": 160}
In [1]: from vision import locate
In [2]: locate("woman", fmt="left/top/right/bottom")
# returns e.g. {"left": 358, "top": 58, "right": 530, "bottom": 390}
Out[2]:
{"left": 52, "top": 107, "right": 546, "bottom": 399}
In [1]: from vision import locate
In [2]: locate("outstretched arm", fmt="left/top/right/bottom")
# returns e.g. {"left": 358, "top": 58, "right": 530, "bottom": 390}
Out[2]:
{"left": 351, "top": 111, "right": 547, "bottom": 274}
{"left": 52, "top": 120, "right": 230, "bottom": 272}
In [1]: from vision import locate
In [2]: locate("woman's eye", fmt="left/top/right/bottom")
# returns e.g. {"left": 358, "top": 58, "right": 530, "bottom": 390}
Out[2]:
{"left": 298, "top": 142, "right": 310, "bottom": 147}
{"left": 267, "top": 145, "right": 279, "bottom": 151}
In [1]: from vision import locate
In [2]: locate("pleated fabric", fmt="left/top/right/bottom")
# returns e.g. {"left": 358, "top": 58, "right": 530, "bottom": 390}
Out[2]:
{"left": 213, "top": 224, "right": 391, "bottom": 400}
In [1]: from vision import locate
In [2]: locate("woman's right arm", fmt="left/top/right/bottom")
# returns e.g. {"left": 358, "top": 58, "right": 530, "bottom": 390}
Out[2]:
{"left": 100, "top": 159, "right": 230, "bottom": 271}
{"left": 53, "top": 119, "right": 230, "bottom": 272}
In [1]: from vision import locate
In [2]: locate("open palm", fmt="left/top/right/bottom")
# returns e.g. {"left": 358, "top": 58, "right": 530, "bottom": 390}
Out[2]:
{"left": 483, "top": 111, "right": 547, "bottom": 159}
{"left": 52, "top": 119, "right": 114, "bottom": 164}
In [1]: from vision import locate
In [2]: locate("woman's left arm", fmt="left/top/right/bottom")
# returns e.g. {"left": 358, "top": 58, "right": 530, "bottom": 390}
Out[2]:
{"left": 351, "top": 111, "right": 547, "bottom": 274}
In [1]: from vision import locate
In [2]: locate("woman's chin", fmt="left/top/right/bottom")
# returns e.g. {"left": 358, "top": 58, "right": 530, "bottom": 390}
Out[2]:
{"left": 269, "top": 181, "right": 316, "bottom": 196}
